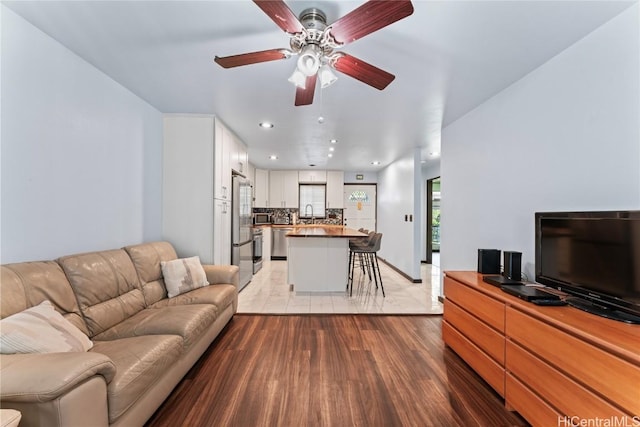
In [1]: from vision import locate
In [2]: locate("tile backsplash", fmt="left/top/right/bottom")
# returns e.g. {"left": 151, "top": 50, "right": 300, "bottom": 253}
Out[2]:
{"left": 253, "top": 208, "right": 343, "bottom": 225}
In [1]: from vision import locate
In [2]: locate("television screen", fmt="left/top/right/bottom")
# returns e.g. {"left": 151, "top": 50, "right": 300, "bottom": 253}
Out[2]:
{"left": 535, "top": 211, "right": 640, "bottom": 320}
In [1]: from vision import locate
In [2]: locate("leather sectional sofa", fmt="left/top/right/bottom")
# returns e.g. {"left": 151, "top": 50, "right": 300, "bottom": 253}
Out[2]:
{"left": 0, "top": 241, "right": 239, "bottom": 427}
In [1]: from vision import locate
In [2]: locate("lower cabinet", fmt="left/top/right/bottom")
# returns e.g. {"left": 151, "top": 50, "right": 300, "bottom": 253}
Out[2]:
{"left": 213, "top": 199, "right": 231, "bottom": 265}
{"left": 262, "top": 226, "right": 271, "bottom": 261}
{"left": 443, "top": 271, "right": 640, "bottom": 427}
{"left": 442, "top": 277, "right": 506, "bottom": 396}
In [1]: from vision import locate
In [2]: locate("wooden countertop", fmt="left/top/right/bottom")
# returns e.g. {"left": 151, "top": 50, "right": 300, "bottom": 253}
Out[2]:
{"left": 286, "top": 226, "right": 366, "bottom": 238}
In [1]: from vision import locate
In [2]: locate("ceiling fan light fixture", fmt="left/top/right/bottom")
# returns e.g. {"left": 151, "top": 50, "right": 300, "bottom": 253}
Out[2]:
{"left": 297, "top": 44, "right": 321, "bottom": 76}
{"left": 319, "top": 65, "right": 338, "bottom": 88}
{"left": 288, "top": 68, "right": 307, "bottom": 88}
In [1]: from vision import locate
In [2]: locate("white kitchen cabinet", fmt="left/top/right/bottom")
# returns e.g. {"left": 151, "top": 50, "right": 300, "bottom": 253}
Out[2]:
{"left": 214, "top": 121, "right": 231, "bottom": 200}
{"left": 163, "top": 114, "right": 239, "bottom": 265}
{"left": 213, "top": 199, "right": 231, "bottom": 265}
{"left": 326, "top": 171, "right": 344, "bottom": 209}
{"left": 247, "top": 162, "right": 255, "bottom": 186}
{"left": 229, "top": 131, "right": 248, "bottom": 175}
{"left": 262, "top": 226, "right": 272, "bottom": 261}
{"left": 298, "top": 170, "right": 327, "bottom": 183}
{"left": 254, "top": 169, "right": 269, "bottom": 208}
{"left": 269, "top": 170, "right": 298, "bottom": 208}
{"left": 247, "top": 162, "right": 256, "bottom": 203}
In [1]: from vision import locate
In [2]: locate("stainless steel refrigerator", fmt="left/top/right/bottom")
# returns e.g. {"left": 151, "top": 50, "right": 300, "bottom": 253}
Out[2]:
{"left": 232, "top": 174, "right": 253, "bottom": 290}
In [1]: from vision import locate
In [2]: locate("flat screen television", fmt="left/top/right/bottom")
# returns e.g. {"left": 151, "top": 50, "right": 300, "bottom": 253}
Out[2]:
{"left": 535, "top": 210, "right": 640, "bottom": 324}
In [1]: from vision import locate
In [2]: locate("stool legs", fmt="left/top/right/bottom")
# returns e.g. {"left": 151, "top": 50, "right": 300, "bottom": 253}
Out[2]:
{"left": 348, "top": 249, "right": 385, "bottom": 297}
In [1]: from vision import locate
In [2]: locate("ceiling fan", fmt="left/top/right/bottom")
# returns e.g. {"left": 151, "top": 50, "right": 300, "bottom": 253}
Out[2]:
{"left": 214, "top": 0, "right": 414, "bottom": 106}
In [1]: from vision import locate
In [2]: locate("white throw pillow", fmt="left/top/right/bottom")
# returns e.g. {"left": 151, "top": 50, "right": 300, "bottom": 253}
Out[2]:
{"left": 0, "top": 300, "right": 93, "bottom": 354}
{"left": 161, "top": 256, "right": 209, "bottom": 298}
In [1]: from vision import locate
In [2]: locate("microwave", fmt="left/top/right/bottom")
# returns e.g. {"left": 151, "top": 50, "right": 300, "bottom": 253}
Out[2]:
{"left": 254, "top": 213, "right": 272, "bottom": 225}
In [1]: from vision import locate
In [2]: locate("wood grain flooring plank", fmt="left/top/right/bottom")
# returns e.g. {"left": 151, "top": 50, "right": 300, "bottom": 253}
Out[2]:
{"left": 146, "top": 315, "right": 529, "bottom": 427}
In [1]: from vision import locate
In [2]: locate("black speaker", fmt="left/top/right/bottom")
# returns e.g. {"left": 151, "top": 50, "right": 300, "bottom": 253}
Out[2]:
{"left": 503, "top": 251, "right": 522, "bottom": 280}
{"left": 477, "top": 249, "right": 501, "bottom": 274}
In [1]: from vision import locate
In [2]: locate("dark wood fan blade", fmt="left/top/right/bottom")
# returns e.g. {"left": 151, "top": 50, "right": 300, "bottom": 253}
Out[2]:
{"left": 329, "top": 0, "right": 414, "bottom": 45}
{"left": 214, "top": 49, "right": 289, "bottom": 68}
{"left": 294, "top": 75, "right": 317, "bottom": 106}
{"left": 333, "top": 53, "right": 395, "bottom": 90}
{"left": 253, "top": 0, "right": 305, "bottom": 34}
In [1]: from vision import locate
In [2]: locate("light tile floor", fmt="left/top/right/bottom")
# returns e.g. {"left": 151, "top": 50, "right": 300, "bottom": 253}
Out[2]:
{"left": 238, "top": 254, "right": 443, "bottom": 314}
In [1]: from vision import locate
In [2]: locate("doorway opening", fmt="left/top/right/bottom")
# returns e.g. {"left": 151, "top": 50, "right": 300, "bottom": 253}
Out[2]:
{"left": 425, "top": 177, "right": 440, "bottom": 264}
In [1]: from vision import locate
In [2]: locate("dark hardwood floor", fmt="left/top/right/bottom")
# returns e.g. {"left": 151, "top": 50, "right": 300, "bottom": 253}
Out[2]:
{"left": 146, "top": 315, "right": 528, "bottom": 427}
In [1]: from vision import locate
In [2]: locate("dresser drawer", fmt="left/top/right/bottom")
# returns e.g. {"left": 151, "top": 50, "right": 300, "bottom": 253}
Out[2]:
{"left": 506, "top": 373, "right": 562, "bottom": 427}
{"left": 444, "top": 299, "right": 505, "bottom": 365}
{"left": 443, "top": 320, "right": 505, "bottom": 396}
{"left": 444, "top": 276, "right": 505, "bottom": 332}
{"left": 506, "top": 307, "right": 640, "bottom": 415}
{"left": 506, "top": 340, "right": 627, "bottom": 419}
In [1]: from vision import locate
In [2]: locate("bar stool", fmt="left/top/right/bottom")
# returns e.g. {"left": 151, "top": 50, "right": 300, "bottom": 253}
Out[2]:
{"left": 347, "top": 231, "right": 375, "bottom": 289}
{"left": 348, "top": 233, "right": 384, "bottom": 297}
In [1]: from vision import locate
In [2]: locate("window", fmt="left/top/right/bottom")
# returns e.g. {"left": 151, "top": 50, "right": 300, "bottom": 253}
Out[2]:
{"left": 299, "top": 184, "right": 326, "bottom": 218}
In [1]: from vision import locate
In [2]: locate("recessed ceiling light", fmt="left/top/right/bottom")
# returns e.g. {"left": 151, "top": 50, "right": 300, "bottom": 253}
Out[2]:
{"left": 330, "top": 139, "right": 337, "bottom": 144}
{"left": 430, "top": 151, "right": 440, "bottom": 157}
{"left": 329, "top": 147, "right": 335, "bottom": 152}
{"left": 269, "top": 155, "right": 278, "bottom": 160}
{"left": 371, "top": 161, "right": 380, "bottom": 165}
{"left": 317, "top": 116, "right": 325, "bottom": 124}
{"left": 328, "top": 153, "right": 333, "bottom": 158}
{"left": 259, "top": 122, "right": 274, "bottom": 129}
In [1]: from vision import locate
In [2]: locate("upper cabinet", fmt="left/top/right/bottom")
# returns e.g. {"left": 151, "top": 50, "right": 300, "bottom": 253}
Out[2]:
{"left": 326, "top": 171, "right": 344, "bottom": 209}
{"left": 214, "top": 118, "right": 249, "bottom": 199}
{"left": 213, "top": 121, "right": 231, "bottom": 200}
{"left": 269, "top": 170, "right": 298, "bottom": 208}
{"left": 254, "top": 168, "right": 269, "bottom": 208}
{"left": 298, "top": 170, "right": 327, "bottom": 183}
{"left": 229, "top": 132, "right": 248, "bottom": 175}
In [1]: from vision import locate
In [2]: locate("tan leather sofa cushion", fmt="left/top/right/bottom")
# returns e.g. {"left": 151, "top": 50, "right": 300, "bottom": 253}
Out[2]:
{"left": 57, "top": 249, "right": 145, "bottom": 337}
{"left": 0, "top": 409, "right": 21, "bottom": 427}
{"left": 91, "top": 335, "right": 182, "bottom": 423}
{"left": 92, "top": 304, "right": 217, "bottom": 350}
{"left": 124, "top": 242, "right": 178, "bottom": 306}
{"left": 0, "top": 262, "right": 89, "bottom": 335}
{"left": 151, "top": 284, "right": 237, "bottom": 312}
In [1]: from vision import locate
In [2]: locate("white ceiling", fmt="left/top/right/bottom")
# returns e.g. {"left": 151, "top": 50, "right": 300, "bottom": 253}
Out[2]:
{"left": 4, "top": 0, "right": 635, "bottom": 171}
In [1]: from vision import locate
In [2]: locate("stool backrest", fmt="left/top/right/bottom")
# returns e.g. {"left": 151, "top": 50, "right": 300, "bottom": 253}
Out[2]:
{"left": 371, "top": 233, "right": 382, "bottom": 252}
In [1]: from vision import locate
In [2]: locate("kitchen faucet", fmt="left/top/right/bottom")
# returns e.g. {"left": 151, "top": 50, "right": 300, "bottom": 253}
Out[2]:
{"left": 304, "top": 204, "right": 314, "bottom": 224}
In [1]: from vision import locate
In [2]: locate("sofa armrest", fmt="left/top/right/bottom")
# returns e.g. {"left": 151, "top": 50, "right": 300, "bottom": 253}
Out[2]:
{"left": 0, "top": 352, "right": 116, "bottom": 402}
{"left": 203, "top": 264, "right": 239, "bottom": 289}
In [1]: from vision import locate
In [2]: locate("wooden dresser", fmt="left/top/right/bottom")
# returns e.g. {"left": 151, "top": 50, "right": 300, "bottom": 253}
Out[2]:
{"left": 442, "top": 271, "right": 640, "bottom": 427}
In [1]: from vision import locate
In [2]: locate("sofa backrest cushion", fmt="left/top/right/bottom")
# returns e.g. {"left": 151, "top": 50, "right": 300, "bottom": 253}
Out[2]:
{"left": 57, "top": 249, "right": 145, "bottom": 337}
{"left": 0, "top": 262, "right": 89, "bottom": 335}
{"left": 124, "top": 241, "right": 178, "bottom": 306}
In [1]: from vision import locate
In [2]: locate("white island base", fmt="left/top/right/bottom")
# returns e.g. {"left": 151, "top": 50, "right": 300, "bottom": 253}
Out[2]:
{"left": 287, "top": 236, "right": 350, "bottom": 293}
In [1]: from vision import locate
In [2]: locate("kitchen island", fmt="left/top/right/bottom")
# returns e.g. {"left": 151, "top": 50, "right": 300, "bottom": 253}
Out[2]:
{"left": 287, "top": 226, "right": 367, "bottom": 292}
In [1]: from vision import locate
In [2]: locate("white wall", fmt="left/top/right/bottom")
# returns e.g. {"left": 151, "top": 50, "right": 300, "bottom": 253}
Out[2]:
{"left": 377, "top": 150, "right": 422, "bottom": 280}
{"left": 343, "top": 171, "right": 378, "bottom": 183}
{"left": 441, "top": 4, "right": 640, "bottom": 280}
{"left": 1, "top": 6, "right": 163, "bottom": 263}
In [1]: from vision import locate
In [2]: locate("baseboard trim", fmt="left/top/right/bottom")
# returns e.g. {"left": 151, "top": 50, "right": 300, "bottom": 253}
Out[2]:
{"left": 378, "top": 257, "right": 422, "bottom": 283}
